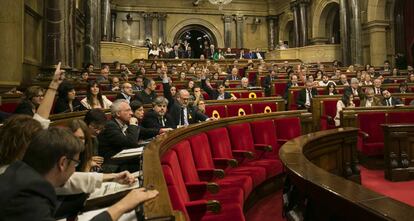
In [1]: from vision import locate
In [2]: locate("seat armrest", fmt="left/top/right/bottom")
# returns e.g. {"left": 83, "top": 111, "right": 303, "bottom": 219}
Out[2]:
{"left": 186, "top": 182, "right": 219, "bottom": 201}
{"left": 254, "top": 144, "right": 273, "bottom": 152}
{"left": 197, "top": 168, "right": 225, "bottom": 181}
{"left": 213, "top": 158, "right": 238, "bottom": 169}
{"left": 358, "top": 130, "right": 369, "bottom": 139}
{"left": 186, "top": 200, "right": 221, "bottom": 214}
{"left": 277, "top": 139, "right": 289, "bottom": 146}
{"left": 232, "top": 150, "right": 255, "bottom": 159}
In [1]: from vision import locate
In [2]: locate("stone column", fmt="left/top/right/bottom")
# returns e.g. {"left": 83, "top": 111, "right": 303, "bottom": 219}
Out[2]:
{"left": 235, "top": 15, "right": 244, "bottom": 49}
{"left": 84, "top": 0, "right": 101, "bottom": 68}
{"left": 267, "top": 16, "right": 278, "bottom": 50}
{"left": 349, "top": 0, "right": 362, "bottom": 65}
{"left": 290, "top": 1, "right": 300, "bottom": 48}
{"left": 44, "top": 0, "right": 75, "bottom": 69}
{"left": 143, "top": 13, "right": 154, "bottom": 41}
{"left": 157, "top": 13, "right": 167, "bottom": 44}
{"left": 223, "top": 15, "right": 233, "bottom": 48}
{"left": 101, "top": 0, "right": 111, "bottom": 41}
{"left": 299, "top": 0, "right": 310, "bottom": 47}
{"left": 367, "top": 21, "right": 389, "bottom": 66}
{"left": 339, "top": 0, "right": 351, "bottom": 65}
{"left": 111, "top": 12, "right": 117, "bottom": 41}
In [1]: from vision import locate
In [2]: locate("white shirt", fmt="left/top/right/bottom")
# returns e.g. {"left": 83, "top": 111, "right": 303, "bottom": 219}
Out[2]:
{"left": 305, "top": 89, "right": 312, "bottom": 106}
{"left": 256, "top": 52, "right": 263, "bottom": 60}
{"left": 81, "top": 95, "right": 113, "bottom": 109}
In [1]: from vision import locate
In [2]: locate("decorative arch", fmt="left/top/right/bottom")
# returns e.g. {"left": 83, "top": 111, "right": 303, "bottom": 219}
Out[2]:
{"left": 167, "top": 18, "right": 224, "bottom": 48}
{"left": 312, "top": 0, "right": 340, "bottom": 39}
{"left": 278, "top": 12, "right": 293, "bottom": 41}
{"left": 367, "top": 0, "right": 387, "bottom": 22}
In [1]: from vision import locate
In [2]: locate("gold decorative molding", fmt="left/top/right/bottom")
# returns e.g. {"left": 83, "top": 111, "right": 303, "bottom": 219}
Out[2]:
{"left": 101, "top": 41, "right": 148, "bottom": 64}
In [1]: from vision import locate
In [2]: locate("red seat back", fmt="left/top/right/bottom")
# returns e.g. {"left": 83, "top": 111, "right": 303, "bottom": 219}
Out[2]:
{"left": 172, "top": 140, "right": 200, "bottom": 183}
{"left": 188, "top": 133, "right": 215, "bottom": 169}
{"left": 250, "top": 120, "right": 280, "bottom": 158}
{"left": 357, "top": 112, "right": 386, "bottom": 143}
{"left": 388, "top": 112, "right": 414, "bottom": 124}
{"left": 252, "top": 102, "right": 277, "bottom": 114}
{"left": 274, "top": 82, "right": 287, "bottom": 96}
{"left": 227, "top": 123, "right": 254, "bottom": 151}
{"left": 274, "top": 117, "right": 302, "bottom": 141}
{"left": 205, "top": 105, "right": 227, "bottom": 119}
{"left": 0, "top": 102, "right": 19, "bottom": 113}
{"left": 161, "top": 151, "right": 190, "bottom": 202}
{"left": 227, "top": 104, "right": 252, "bottom": 117}
{"left": 206, "top": 128, "right": 234, "bottom": 159}
{"left": 322, "top": 100, "right": 338, "bottom": 119}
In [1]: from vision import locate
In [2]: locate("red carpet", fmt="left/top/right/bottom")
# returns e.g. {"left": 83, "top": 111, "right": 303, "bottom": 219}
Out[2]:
{"left": 245, "top": 190, "right": 286, "bottom": 221}
{"left": 360, "top": 166, "right": 414, "bottom": 207}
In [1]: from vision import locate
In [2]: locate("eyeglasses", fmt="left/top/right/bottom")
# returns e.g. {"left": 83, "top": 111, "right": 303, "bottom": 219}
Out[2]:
{"left": 67, "top": 157, "right": 81, "bottom": 167}
{"left": 34, "top": 94, "right": 44, "bottom": 98}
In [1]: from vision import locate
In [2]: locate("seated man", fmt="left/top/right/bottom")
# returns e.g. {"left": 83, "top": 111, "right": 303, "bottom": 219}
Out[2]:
{"left": 381, "top": 90, "right": 403, "bottom": 106}
{"left": 135, "top": 78, "right": 157, "bottom": 104}
{"left": 283, "top": 74, "right": 299, "bottom": 100}
{"left": 132, "top": 75, "right": 144, "bottom": 91}
{"left": 297, "top": 80, "right": 317, "bottom": 110}
{"left": 227, "top": 67, "right": 240, "bottom": 81}
{"left": 0, "top": 127, "right": 158, "bottom": 221}
{"left": 336, "top": 74, "right": 349, "bottom": 86}
{"left": 116, "top": 82, "right": 135, "bottom": 104}
{"left": 141, "top": 96, "right": 176, "bottom": 130}
{"left": 201, "top": 78, "right": 237, "bottom": 100}
{"left": 98, "top": 99, "right": 140, "bottom": 162}
{"left": 163, "top": 74, "right": 209, "bottom": 127}
{"left": 372, "top": 78, "right": 383, "bottom": 95}
{"left": 344, "top": 78, "right": 363, "bottom": 98}
{"left": 263, "top": 70, "right": 277, "bottom": 97}
{"left": 237, "top": 77, "right": 250, "bottom": 89}
{"left": 360, "top": 87, "right": 382, "bottom": 107}
{"left": 110, "top": 77, "right": 120, "bottom": 92}
{"left": 318, "top": 74, "right": 336, "bottom": 87}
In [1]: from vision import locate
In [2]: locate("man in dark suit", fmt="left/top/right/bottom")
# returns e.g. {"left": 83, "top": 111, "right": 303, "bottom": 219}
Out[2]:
{"left": 98, "top": 99, "right": 140, "bottom": 162}
{"left": 183, "top": 46, "right": 193, "bottom": 58}
{"left": 142, "top": 96, "right": 176, "bottom": 130}
{"left": 244, "top": 50, "right": 255, "bottom": 59}
{"left": 372, "top": 78, "right": 383, "bottom": 95}
{"left": 344, "top": 78, "right": 364, "bottom": 99}
{"left": 227, "top": 67, "right": 241, "bottom": 80}
{"left": 135, "top": 78, "right": 157, "bottom": 104}
{"left": 115, "top": 82, "right": 135, "bottom": 103}
{"left": 169, "top": 44, "right": 182, "bottom": 59}
{"left": 283, "top": 74, "right": 299, "bottom": 100}
{"left": 162, "top": 74, "right": 208, "bottom": 127}
{"left": 297, "top": 80, "right": 318, "bottom": 110}
{"left": 0, "top": 127, "right": 155, "bottom": 221}
{"left": 381, "top": 90, "right": 403, "bottom": 106}
{"left": 263, "top": 70, "right": 277, "bottom": 97}
{"left": 201, "top": 78, "right": 237, "bottom": 100}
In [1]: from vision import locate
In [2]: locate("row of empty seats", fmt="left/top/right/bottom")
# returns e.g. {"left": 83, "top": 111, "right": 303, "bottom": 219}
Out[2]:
{"left": 160, "top": 117, "right": 302, "bottom": 220}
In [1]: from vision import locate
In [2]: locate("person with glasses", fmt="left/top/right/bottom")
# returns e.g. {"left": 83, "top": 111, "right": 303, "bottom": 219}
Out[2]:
{"left": 14, "top": 86, "right": 45, "bottom": 116}
{"left": 0, "top": 127, "right": 159, "bottom": 221}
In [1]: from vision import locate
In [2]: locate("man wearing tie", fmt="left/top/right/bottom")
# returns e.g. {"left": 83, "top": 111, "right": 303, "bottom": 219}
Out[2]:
{"left": 381, "top": 90, "right": 403, "bottom": 106}
{"left": 297, "top": 80, "right": 318, "bottom": 110}
{"left": 141, "top": 96, "right": 175, "bottom": 130}
{"left": 373, "top": 78, "right": 383, "bottom": 95}
{"left": 344, "top": 78, "right": 363, "bottom": 99}
{"left": 226, "top": 67, "right": 240, "bottom": 81}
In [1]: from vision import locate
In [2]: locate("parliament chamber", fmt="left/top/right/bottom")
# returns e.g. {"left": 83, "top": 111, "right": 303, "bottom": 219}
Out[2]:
{"left": 1, "top": 0, "right": 414, "bottom": 221}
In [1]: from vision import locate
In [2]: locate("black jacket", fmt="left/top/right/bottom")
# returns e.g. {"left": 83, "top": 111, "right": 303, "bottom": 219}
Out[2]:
{"left": 135, "top": 90, "right": 157, "bottom": 104}
{"left": 263, "top": 75, "right": 275, "bottom": 97}
{"left": 54, "top": 98, "right": 83, "bottom": 114}
{"left": 141, "top": 109, "right": 176, "bottom": 130}
{"left": 0, "top": 161, "right": 111, "bottom": 221}
{"left": 344, "top": 86, "right": 364, "bottom": 99}
{"left": 163, "top": 83, "right": 208, "bottom": 127}
{"left": 382, "top": 97, "right": 403, "bottom": 106}
{"left": 98, "top": 119, "right": 140, "bottom": 161}
{"left": 14, "top": 100, "right": 35, "bottom": 116}
{"left": 201, "top": 79, "right": 233, "bottom": 100}
{"left": 296, "top": 88, "right": 318, "bottom": 108}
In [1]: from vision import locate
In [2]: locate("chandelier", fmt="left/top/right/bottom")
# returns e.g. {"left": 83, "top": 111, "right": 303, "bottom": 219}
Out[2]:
{"left": 208, "top": 0, "right": 232, "bottom": 10}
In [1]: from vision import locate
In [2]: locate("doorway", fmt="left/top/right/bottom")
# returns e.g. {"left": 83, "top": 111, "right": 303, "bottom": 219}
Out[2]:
{"left": 174, "top": 25, "right": 217, "bottom": 59}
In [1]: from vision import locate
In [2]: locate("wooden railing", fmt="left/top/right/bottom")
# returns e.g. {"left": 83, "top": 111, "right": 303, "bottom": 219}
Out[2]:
{"left": 142, "top": 110, "right": 313, "bottom": 220}
{"left": 279, "top": 128, "right": 414, "bottom": 220}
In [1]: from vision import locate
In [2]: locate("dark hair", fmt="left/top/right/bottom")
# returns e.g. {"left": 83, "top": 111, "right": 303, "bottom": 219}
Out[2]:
{"left": 326, "top": 82, "right": 337, "bottom": 95}
{"left": 143, "top": 78, "right": 154, "bottom": 89}
{"left": 341, "top": 91, "right": 353, "bottom": 107}
{"left": 86, "top": 81, "right": 104, "bottom": 108}
{"left": 130, "top": 100, "right": 144, "bottom": 112}
{"left": 23, "top": 127, "right": 84, "bottom": 175}
{"left": 22, "top": 86, "right": 44, "bottom": 110}
{"left": 58, "top": 81, "right": 75, "bottom": 101}
{"left": 0, "top": 115, "right": 43, "bottom": 166}
{"left": 68, "top": 120, "right": 93, "bottom": 172}
{"left": 84, "top": 109, "right": 107, "bottom": 126}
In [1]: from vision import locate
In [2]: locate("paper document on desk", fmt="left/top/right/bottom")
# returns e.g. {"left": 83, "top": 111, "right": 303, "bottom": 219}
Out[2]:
{"left": 74, "top": 208, "right": 137, "bottom": 221}
{"left": 112, "top": 147, "right": 144, "bottom": 159}
{"left": 87, "top": 180, "right": 140, "bottom": 200}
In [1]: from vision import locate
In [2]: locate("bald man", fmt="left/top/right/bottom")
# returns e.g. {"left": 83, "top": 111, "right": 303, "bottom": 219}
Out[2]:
{"left": 115, "top": 82, "right": 135, "bottom": 103}
{"left": 162, "top": 74, "right": 208, "bottom": 127}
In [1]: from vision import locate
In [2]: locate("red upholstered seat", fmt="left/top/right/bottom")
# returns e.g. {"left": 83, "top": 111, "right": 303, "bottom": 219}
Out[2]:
{"left": 162, "top": 165, "right": 245, "bottom": 221}
{"left": 320, "top": 100, "right": 338, "bottom": 130}
{"left": 274, "top": 82, "right": 287, "bottom": 97}
{"left": 226, "top": 104, "right": 252, "bottom": 117}
{"left": 205, "top": 105, "right": 227, "bottom": 119}
{"left": 357, "top": 112, "right": 386, "bottom": 156}
{"left": 252, "top": 102, "right": 277, "bottom": 114}
{"left": 404, "top": 98, "right": 414, "bottom": 105}
{"left": 388, "top": 111, "right": 414, "bottom": 124}
{"left": 227, "top": 123, "right": 283, "bottom": 178}
{"left": 229, "top": 91, "right": 241, "bottom": 97}
{"left": 289, "top": 90, "right": 300, "bottom": 110}
{"left": 250, "top": 120, "right": 280, "bottom": 159}
{"left": 206, "top": 128, "right": 267, "bottom": 186}
{"left": 202, "top": 92, "right": 210, "bottom": 100}
{"left": 171, "top": 140, "right": 245, "bottom": 203}
{"left": 273, "top": 117, "right": 302, "bottom": 145}
{"left": 0, "top": 102, "right": 19, "bottom": 113}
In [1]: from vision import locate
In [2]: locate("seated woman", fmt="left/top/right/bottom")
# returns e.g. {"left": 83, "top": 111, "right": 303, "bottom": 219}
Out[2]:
{"left": 14, "top": 86, "right": 44, "bottom": 116}
{"left": 334, "top": 92, "right": 355, "bottom": 127}
{"left": 80, "top": 81, "right": 112, "bottom": 109}
{"left": 130, "top": 100, "right": 172, "bottom": 140}
{"left": 54, "top": 82, "right": 83, "bottom": 114}
{"left": 326, "top": 82, "right": 338, "bottom": 95}
{"left": 69, "top": 119, "right": 103, "bottom": 172}
{"left": 178, "top": 72, "right": 187, "bottom": 81}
